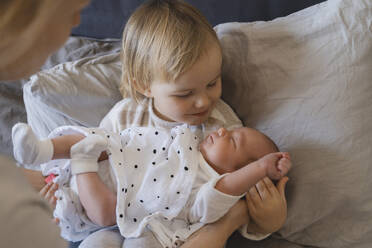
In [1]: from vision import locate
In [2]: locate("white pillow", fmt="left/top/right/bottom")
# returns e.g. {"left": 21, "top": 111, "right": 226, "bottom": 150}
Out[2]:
{"left": 215, "top": 0, "right": 372, "bottom": 247}
{"left": 24, "top": 52, "right": 122, "bottom": 138}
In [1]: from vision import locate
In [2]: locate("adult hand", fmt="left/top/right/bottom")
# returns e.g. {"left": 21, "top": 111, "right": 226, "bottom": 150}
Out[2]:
{"left": 246, "top": 176, "right": 289, "bottom": 234}
{"left": 39, "top": 181, "right": 60, "bottom": 224}
{"left": 39, "top": 182, "right": 59, "bottom": 209}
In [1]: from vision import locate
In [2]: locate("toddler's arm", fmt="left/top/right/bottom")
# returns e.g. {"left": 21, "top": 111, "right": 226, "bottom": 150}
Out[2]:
{"left": 215, "top": 152, "right": 291, "bottom": 196}
{"left": 70, "top": 135, "right": 116, "bottom": 227}
{"left": 76, "top": 172, "right": 116, "bottom": 226}
{"left": 51, "top": 134, "right": 108, "bottom": 161}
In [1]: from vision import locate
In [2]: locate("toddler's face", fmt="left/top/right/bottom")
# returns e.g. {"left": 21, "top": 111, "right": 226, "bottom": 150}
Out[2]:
{"left": 146, "top": 42, "right": 222, "bottom": 125}
{"left": 199, "top": 127, "right": 254, "bottom": 174}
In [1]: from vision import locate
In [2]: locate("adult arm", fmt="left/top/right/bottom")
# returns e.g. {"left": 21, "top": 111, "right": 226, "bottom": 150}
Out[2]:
{"left": 180, "top": 199, "right": 249, "bottom": 248}
{"left": 21, "top": 168, "right": 46, "bottom": 191}
{"left": 0, "top": 155, "right": 67, "bottom": 248}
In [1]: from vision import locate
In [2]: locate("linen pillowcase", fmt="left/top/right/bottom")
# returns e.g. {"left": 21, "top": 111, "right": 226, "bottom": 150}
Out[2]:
{"left": 24, "top": 49, "right": 122, "bottom": 138}
{"left": 216, "top": 0, "right": 372, "bottom": 247}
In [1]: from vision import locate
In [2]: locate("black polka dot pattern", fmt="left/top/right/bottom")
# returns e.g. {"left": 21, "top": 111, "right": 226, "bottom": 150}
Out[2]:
{"left": 108, "top": 126, "right": 199, "bottom": 235}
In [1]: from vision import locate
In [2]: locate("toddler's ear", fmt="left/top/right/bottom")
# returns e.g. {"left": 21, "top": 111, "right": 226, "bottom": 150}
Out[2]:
{"left": 133, "top": 79, "right": 152, "bottom": 97}
{"left": 142, "top": 88, "right": 152, "bottom": 98}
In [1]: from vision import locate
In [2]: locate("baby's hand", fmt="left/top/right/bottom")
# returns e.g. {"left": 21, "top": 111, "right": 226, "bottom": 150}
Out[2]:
{"left": 259, "top": 152, "right": 291, "bottom": 180}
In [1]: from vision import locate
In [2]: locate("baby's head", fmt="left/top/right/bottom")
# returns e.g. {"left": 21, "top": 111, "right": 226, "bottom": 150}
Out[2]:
{"left": 120, "top": 0, "right": 222, "bottom": 125}
{"left": 199, "top": 127, "right": 279, "bottom": 174}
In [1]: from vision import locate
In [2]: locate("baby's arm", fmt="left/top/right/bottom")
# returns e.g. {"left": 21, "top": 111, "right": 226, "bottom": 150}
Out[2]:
{"left": 215, "top": 152, "right": 291, "bottom": 196}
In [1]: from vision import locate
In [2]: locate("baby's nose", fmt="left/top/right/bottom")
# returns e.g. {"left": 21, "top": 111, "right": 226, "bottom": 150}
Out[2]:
{"left": 217, "top": 127, "right": 227, "bottom": 137}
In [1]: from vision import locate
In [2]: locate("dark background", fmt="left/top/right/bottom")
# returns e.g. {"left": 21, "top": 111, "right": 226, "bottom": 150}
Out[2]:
{"left": 72, "top": 0, "right": 326, "bottom": 39}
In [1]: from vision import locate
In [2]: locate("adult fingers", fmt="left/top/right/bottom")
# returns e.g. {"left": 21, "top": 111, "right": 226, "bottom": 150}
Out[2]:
{"left": 263, "top": 177, "right": 278, "bottom": 195}
{"left": 245, "top": 194, "right": 256, "bottom": 214}
{"left": 248, "top": 185, "right": 262, "bottom": 203}
{"left": 49, "top": 195, "right": 57, "bottom": 208}
{"left": 45, "top": 183, "right": 58, "bottom": 201}
{"left": 39, "top": 182, "right": 52, "bottom": 197}
{"left": 256, "top": 179, "right": 271, "bottom": 199}
{"left": 276, "top": 177, "right": 289, "bottom": 198}
{"left": 54, "top": 218, "right": 60, "bottom": 225}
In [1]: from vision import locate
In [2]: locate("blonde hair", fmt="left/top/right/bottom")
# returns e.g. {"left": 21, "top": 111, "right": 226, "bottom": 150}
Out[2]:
{"left": 120, "top": 0, "right": 220, "bottom": 100}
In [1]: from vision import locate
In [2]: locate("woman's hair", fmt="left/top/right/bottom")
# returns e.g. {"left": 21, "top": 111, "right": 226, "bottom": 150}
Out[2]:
{"left": 120, "top": 0, "right": 220, "bottom": 100}
{"left": 0, "top": 0, "right": 57, "bottom": 69}
{"left": 0, "top": 0, "right": 42, "bottom": 46}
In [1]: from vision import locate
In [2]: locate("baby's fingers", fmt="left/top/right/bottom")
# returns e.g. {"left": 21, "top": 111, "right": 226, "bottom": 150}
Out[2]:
{"left": 278, "top": 158, "right": 292, "bottom": 176}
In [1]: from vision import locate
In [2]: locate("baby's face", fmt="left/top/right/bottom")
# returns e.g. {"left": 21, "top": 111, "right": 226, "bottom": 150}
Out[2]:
{"left": 199, "top": 127, "right": 254, "bottom": 174}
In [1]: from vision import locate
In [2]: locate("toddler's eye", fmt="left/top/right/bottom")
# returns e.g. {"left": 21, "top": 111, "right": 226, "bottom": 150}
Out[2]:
{"left": 174, "top": 92, "right": 192, "bottom": 98}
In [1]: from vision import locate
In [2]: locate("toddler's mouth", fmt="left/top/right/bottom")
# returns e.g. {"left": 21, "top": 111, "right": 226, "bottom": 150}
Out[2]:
{"left": 191, "top": 109, "right": 209, "bottom": 117}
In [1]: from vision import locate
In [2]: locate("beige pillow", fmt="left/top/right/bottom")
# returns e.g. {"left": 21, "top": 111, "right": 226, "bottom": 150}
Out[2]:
{"left": 216, "top": 0, "right": 372, "bottom": 247}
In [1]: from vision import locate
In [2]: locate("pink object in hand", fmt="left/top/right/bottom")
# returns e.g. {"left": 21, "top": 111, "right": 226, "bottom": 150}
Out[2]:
{"left": 44, "top": 173, "right": 57, "bottom": 184}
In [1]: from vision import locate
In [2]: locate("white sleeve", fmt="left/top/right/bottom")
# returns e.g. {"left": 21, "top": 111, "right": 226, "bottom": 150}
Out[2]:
{"left": 99, "top": 98, "right": 131, "bottom": 133}
{"left": 99, "top": 104, "right": 121, "bottom": 132}
{"left": 187, "top": 174, "right": 243, "bottom": 224}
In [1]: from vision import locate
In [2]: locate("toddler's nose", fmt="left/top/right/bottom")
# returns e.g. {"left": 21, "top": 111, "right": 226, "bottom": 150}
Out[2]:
{"left": 195, "top": 93, "right": 210, "bottom": 109}
{"left": 217, "top": 127, "right": 227, "bottom": 137}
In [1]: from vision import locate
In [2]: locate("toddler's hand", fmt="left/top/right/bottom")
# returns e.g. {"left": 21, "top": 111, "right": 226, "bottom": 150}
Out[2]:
{"left": 259, "top": 152, "right": 291, "bottom": 180}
